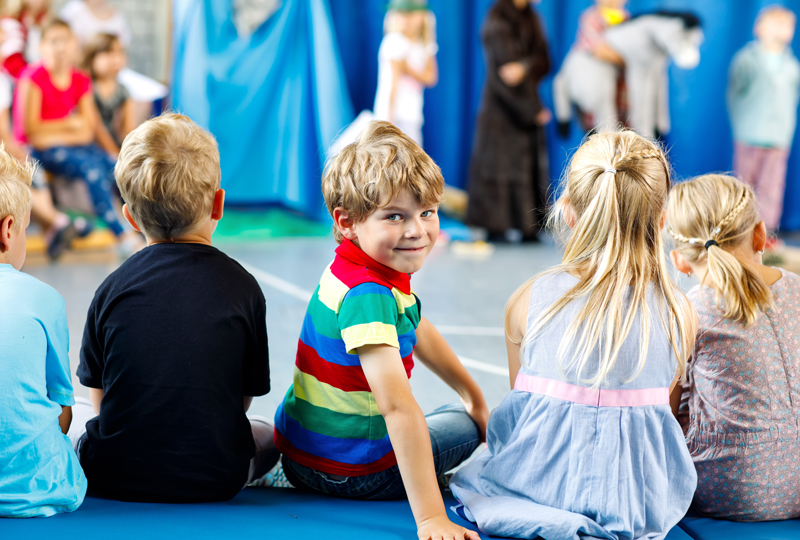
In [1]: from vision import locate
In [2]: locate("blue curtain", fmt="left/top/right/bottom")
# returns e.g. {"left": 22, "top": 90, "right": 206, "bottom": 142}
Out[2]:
{"left": 172, "top": 0, "right": 353, "bottom": 219}
{"left": 173, "top": 0, "right": 800, "bottom": 229}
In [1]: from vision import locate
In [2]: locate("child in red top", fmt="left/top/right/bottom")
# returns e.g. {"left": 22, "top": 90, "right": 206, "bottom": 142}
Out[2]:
{"left": 15, "top": 18, "right": 136, "bottom": 249}
{"left": 0, "top": 0, "right": 51, "bottom": 79}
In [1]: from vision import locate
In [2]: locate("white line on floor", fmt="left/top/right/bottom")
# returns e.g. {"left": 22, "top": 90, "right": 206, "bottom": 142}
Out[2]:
{"left": 458, "top": 356, "right": 509, "bottom": 377}
{"left": 239, "top": 262, "right": 313, "bottom": 303}
{"left": 241, "top": 261, "right": 509, "bottom": 377}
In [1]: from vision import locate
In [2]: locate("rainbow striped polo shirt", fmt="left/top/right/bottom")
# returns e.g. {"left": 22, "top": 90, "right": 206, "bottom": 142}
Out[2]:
{"left": 274, "top": 239, "right": 421, "bottom": 476}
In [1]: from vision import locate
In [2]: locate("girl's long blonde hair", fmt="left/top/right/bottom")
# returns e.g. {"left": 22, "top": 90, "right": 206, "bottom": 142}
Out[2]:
{"left": 506, "top": 130, "right": 695, "bottom": 386}
{"left": 667, "top": 174, "right": 772, "bottom": 326}
{"left": 383, "top": 9, "right": 436, "bottom": 46}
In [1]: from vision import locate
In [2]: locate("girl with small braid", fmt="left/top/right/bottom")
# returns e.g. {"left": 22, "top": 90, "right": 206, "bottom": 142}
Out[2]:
{"left": 668, "top": 174, "right": 800, "bottom": 522}
{"left": 449, "top": 130, "right": 698, "bottom": 539}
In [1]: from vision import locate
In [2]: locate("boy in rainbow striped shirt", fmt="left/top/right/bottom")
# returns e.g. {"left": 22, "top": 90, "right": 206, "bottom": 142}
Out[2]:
{"left": 274, "top": 121, "right": 488, "bottom": 540}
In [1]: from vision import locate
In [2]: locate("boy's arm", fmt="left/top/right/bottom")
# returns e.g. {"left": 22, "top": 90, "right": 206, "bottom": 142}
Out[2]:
{"left": 360, "top": 344, "right": 479, "bottom": 540}
{"left": 412, "top": 317, "right": 488, "bottom": 439}
{"left": 89, "top": 388, "right": 104, "bottom": 415}
{"left": 59, "top": 406, "right": 72, "bottom": 435}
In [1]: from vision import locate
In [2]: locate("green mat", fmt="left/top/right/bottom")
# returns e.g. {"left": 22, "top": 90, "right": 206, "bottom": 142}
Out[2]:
{"left": 213, "top": 208, "right": 331, "bottom": 241}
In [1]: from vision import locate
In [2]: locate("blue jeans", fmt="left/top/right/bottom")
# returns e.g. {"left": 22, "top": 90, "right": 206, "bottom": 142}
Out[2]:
{"left": 282, "top": 403, "right": 481, "bottom": 501}
{"left": 31, "top": 145, "right": 124, "bottom": 236}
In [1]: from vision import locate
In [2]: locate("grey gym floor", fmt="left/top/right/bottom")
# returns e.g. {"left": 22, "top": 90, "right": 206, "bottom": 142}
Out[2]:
{"left": 24, "top": 235, "right": 696, "bottom": 417}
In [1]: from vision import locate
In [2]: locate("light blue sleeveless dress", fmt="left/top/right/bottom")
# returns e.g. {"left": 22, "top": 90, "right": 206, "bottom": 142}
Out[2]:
{"left": 450, "top": 272, "right": 697, "bottom": 539}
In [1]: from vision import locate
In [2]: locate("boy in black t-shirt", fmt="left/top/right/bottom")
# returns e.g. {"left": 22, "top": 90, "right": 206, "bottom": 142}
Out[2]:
{"left": 66, "top": 113, "right": 277, "bottom": 502}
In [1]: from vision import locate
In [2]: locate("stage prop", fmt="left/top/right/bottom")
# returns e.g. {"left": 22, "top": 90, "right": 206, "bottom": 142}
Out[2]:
{"left": 553, "top": 11, "right": 703, "bottom": 139}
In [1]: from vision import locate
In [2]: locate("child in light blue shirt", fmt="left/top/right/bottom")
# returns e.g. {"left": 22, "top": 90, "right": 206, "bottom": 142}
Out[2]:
{"left": 0, "top": 151, "right": 86, "bottom": 517}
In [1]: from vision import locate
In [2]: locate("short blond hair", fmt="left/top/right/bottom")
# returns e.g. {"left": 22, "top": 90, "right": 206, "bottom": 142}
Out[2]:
{"left": 115, "top": 113, "right": 220, "bottom": 241}
{"left": 756, "top": 4, "right": 796, "bottom": 26}
{"left": 0, "top": 144, "right": 35, "bottom": 230}
{"left": 667, "top": 174, "right": 771, "bottom": 326}
{"left": 322, "top": 121, "right": 444, "bottom": 243}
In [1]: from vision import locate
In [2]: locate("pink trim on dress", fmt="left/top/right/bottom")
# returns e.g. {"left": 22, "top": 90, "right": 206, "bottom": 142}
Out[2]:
{"left": 514, "top": 373, "right": 670, "bottom": 407}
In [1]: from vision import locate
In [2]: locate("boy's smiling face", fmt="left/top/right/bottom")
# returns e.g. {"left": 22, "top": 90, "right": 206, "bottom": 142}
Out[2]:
{"left": 337, "top": 188, "right": 439, "bottom": 274}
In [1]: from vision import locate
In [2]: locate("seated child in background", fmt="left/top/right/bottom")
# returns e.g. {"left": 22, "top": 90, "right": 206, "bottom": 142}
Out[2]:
{"left": 274, "top": 121, "right": 488, "bottom": 540}
{"left": 575, "top": 0, "right": 628, "bottom": 65}
{"left": 81, "top": 33, "right": 134, "bottom": 153}
{"left": 0, "top": 147, "right": 86, "bottom": 517}
{"left": 13, "top": 19, "right": 138, "bottom": 252}
{"left": 66, "top": 112, "right": 279, "bottom": 502}
{"left": 728, "top": 6, "right": 800, "bottom": 237}
{"left": 668, "top": 174, "right": 800, "bottom": 522}
{"left": 0, "top": 67, "right": 90, "bottom": 259}
{"left": 449, "top": 130, "right": 698, "bottom": 540}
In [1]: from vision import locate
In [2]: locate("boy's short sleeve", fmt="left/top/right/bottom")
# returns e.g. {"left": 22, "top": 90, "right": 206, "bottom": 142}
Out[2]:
{"left": 242, "top": 291, "right": 270, "bottom": 397}
{"left": 44, "top": 295, "right": 74, "bottom": 406}
{"left": 77, "top": 294, "right": 105, "bottom": 389}
{"left": 338, "top": 283, "right": 400, "bottom": 354}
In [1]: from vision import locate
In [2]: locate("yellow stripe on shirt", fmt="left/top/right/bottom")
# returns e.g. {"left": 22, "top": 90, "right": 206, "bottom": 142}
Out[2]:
{"left": 293, "top": 368, "right": 381, "bottom": 417}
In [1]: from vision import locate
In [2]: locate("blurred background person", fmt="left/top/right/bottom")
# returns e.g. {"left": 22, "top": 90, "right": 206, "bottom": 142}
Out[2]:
{"left": 373, "top": 0, "right": 438, "bottom": 146}
{"left": 575, "top": 0, "right": 629, "bottom": 66}
{"left": 466, "top": 0, "right": 550, "bottom": 244}
{"left": 81, "top": 32, "right": 134, "bottom": 154}
{"left": 728, "top": 5, "right": 800, "bottom": 246}
{"left": 14, "top": 19, "right": 140, "bottom": 254}
{"left": 58, "top": 0, "right": 129, "bottom": 49}
{"left": 0, "top": 0, "right": 52, "bottom": 78}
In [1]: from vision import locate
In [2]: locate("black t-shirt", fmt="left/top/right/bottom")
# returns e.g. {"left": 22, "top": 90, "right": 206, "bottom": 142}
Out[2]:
{"left": 77, "top": 243, "right": 270, "bottom": 502}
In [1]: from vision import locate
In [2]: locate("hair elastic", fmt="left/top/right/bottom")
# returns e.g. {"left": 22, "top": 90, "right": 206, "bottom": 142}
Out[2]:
{"left": 704, "top": 239, "right": 718, "bottom": 250}
{"left": 604, "top": 168, "right": 617, "bottom": 175}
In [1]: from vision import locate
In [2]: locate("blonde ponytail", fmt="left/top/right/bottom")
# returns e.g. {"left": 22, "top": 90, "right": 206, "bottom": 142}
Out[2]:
{"left": 509, "top": 130, "right": 695, "bottom": 386}
{"left": 667, "top": 174, "right": 773, "bottom": 326}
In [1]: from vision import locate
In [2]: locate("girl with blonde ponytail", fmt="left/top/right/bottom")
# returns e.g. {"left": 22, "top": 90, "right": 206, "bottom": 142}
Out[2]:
{"left": 449, "top": 130, "right": 698, "bottom": 540}
{"left": 667, "top": 173, "right": 800, "bottom": 522}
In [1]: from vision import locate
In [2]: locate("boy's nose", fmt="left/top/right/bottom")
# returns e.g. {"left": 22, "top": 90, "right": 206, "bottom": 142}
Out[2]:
{"left": 404, "top": 217, "right": 424, "bottom": 238}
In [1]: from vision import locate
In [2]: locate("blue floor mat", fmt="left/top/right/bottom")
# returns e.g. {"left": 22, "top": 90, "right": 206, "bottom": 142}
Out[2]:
{"left": 679, "top": 511, "right": 800, "bottom": 540}
{"left": 0, "top": 489, "right": 787, "bottom": 539}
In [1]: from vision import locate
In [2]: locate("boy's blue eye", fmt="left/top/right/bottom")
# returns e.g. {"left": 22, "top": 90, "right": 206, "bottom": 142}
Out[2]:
{"left": 421, "top": 210, "right": 435, "bottom": 218}
{"left": 387, "top": 214, "right": 402, "bottom": 221}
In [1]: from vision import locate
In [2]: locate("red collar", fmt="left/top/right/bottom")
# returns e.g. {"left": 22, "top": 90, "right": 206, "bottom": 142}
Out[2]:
{"left": 334, "top": 239, "right": 412, "bottom": 295}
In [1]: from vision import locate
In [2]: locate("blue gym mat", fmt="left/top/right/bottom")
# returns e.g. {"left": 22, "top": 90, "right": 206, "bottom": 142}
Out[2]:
{"left": 678, "top": 510, "right": 800, "bottom": 540}
{"left": 0, "top": 489, "right": 794, "bottom": 539}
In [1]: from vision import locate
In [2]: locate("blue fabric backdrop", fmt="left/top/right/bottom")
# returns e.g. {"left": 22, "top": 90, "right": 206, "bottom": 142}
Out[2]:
{"left": 172, "top": 0, "right": 352, "bottom": 219}
{"left": 173, "top": 0, "right": 800, "bottom": 229}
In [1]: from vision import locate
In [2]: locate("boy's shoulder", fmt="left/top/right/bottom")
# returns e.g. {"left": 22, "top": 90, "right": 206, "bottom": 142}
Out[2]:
{"left": 95, "top": 243, "right": 262, "bottom": 302}
{"left": 1, "top": 267, "right": 64, "bottom": 304}
{"left": 0, "top": 268, "right": 66, "bottom": 322}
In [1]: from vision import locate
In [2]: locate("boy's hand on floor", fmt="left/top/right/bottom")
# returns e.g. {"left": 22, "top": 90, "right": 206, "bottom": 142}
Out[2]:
{"left": 417, "top": 515, "right": 480, "bottom": 540}
{"left": 463, "top": 398, "right": 489, "bottom": 443}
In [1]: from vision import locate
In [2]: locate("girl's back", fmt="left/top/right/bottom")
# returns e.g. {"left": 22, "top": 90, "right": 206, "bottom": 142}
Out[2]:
{"left": 669, "top": 173, "right": 800, "bottom": 522}
{"left": 450, "top": 272, "right": 695, "bottom": 539}
{"left": 450, "top": 130, "right": 697, "bottom": 539}
{"left": 682, "top": 271, "right": 800, "bottom": 520}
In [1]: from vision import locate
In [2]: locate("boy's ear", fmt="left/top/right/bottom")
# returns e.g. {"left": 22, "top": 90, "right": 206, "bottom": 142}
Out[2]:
{"left": 122, "top": 204, "right": 141, "bottom": 233}
{"left": 211, "top": 189, "right": 225, "bottom": 221}
{"left": 333, "top": 207, "right": 358, "bottom": 241}
{"left": 752, "top": 220, "right": 767, "bottom": 253}
{"left": 0, "top": 214, "right": 13, "bottom": 253}
{"left": 670, "top": 249, "right": 693, "bottom": 276}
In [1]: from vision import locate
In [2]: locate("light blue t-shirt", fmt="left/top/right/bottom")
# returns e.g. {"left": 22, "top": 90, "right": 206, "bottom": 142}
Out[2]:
{"left": 727, "top": 41, "right": 800, "bottom": 148}
{"left": 0, "top": 264, "right": 86, "bottom": 517}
